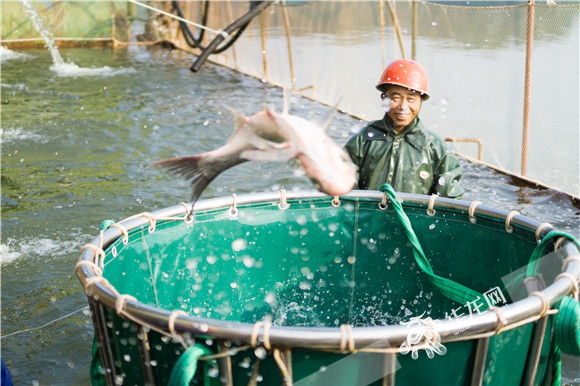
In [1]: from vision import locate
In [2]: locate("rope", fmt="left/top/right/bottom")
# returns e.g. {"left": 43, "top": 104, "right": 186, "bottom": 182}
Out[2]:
{"left": 0, "top": 306, "right": 90, "bottom": 339}
{"left": 534, "top": 222, "right": 553, "bottom": 243}
{"left": 379, "top": 184, "right": 486, "bottom": 308}
{"left": 468, "top": 201, "right": 481, "bottom": 224}
{"left": 75, "top": 260, "right": 103, "bottom": 278}
{"left": 563, "top": 255, "right": 580, "bottom": 273}
{"left": 273, "top": 349, "right": 293, "bottom": 385}
{"left": 339, "top": 324, "right": 355, "bottom": 352}
{"left": 491, "top": 306, "right": 508, "bottom": 335}
{"left": 110, "top": 223, "right": 129, "bottom": 244}
{"left": 555, "top": 273, "right": 579, "bottom": 301}
{"left": 505, "top": 210, "right": 520, "bottom": 233}
{"left": 128, "top": 0, "right": 229, "bottom": 38}
{"left": 529, "top": 291, "right": 551, "bottom": 317}
{"left": 250, "top": 320, "right": 272, "bottom": 349}
{"left": 427, "top": 194, "right": 437, "bottom": 216}
{"left": 79, "top": 243, "right": 105, "bottom": 266}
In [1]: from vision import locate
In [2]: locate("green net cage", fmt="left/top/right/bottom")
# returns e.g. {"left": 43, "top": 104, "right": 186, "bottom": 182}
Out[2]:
{"left": 76, "top": 189, "right": 580, "bottom": 386}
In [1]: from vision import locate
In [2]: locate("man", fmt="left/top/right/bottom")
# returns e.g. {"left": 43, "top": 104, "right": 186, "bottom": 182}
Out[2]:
{"left": 344, "top": 59, "right": 464, "bottom": 199}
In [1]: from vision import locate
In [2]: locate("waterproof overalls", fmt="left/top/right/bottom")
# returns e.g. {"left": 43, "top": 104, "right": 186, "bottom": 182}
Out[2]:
{"left": 344, "top": 115, "right": 464, "bottom": 199}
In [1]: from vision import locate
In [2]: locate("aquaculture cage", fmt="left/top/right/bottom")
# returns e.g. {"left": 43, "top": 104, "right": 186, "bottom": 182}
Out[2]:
{"left": 75, "top": 188, "right": 580, "bottom": 386}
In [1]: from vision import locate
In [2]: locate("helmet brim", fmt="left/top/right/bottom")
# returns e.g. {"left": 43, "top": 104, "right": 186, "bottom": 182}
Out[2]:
{"left": 376, "top": 82, "right": 430, "bottom": 101}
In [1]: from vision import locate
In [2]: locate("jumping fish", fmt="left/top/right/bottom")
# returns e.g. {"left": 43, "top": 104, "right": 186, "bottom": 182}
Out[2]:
{"left": 151, "top": 98, "right": 357, "bottom": 203}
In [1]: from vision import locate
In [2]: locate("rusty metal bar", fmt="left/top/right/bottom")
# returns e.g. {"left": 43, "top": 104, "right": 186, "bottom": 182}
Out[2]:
{"left": 445, "top": 137, "right": 483, "bottom": 161}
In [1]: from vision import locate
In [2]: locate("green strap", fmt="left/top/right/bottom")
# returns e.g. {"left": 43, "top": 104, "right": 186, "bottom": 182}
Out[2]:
{"left": 168, "top": 344, "right": 213, "bottom": 386}
{"left": 525, "top": 230, "right": 580, "bottom": 277}
{"left": 380, "top": 184, "right": 486, "bottom": 308}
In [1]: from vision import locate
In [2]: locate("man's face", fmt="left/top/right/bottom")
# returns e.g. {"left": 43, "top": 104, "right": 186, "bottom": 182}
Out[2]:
{"left": 383, "top": 85, "right": 422, "bottom": 133}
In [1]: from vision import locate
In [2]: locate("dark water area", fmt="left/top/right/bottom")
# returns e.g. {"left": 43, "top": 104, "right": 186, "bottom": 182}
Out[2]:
{"left": 1, "top": 46, "right": 578, "bottom": 385}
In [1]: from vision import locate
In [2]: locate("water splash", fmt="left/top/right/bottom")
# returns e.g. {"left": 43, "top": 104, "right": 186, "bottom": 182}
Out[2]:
{"left": 0, "top": 46, "right": 33, "bottom": 63}
{"left": 21, "top": 0, "right": 65, "bottom": 66}
{"left": 20, "top": 0, "right": 135, "bottom": 77}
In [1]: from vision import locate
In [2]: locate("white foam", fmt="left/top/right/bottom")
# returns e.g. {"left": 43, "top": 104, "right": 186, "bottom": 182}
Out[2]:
{"left": 0, "top": 236, "right": 85, "bottom": 265}
{"left": 50, "top": 62, "right": 137, "bottom": 78}
{"left": 0, "top": 127, "right": 46, "bottom": 143}
{"left": 0, "top": 46, "right": 34, "bottom": 63}
{"left": 0, "top": 243, "right": 22, "bottom": 265}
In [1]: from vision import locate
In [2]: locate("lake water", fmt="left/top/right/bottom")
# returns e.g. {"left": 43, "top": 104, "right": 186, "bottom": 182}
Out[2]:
{"left": 1, "top": 45, "right": 579, "bottom": 384}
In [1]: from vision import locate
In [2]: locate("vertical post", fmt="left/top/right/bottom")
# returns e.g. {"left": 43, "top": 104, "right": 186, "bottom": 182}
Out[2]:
{"left": 226, "top": 1, "right": 239, "bottom": 70}
{"left": 385, "top": 0, "right": 406, "bottom": 59}
{"left": 411, "top": 0, "right": 417, "bottom": 60}
{"left": 521, "top": 0, "right": 535, "bottom": 176}
{"left": 281, "top": 0, "right": 296, "bottom": 91}
{"left": 260, "top": 9, "right": 268, "bottom": 81}
{"left": 379, "top": 0, "right": 387, "bottom": 68}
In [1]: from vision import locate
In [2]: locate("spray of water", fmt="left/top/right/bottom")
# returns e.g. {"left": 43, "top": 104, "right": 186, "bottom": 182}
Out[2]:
{"left": 20, "top": 0, "right": 135, "bottom": 77}
{"left": 21, "top": 0, "right": 65, "bottom": 66}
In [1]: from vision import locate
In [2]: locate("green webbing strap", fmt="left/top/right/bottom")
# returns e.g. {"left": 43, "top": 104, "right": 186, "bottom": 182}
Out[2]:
{"left": 168, "top": 344, "right": 214, "bottom": 386}
{"left": 524, "top": 231, "right": 580, "bottom": 356}
{"left": 525, "top": 230, "right": 580, "bottom": 277}
{"left": 380, "top": 184, "right": 486, "bottom": 308}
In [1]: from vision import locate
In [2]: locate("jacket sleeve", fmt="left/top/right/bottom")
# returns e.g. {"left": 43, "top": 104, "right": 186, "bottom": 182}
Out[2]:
{"left": 345, "top": 130, "right": 370, "bottom": 190}
{"left": 432, "top": 147, "right": 465, "bottom": 199}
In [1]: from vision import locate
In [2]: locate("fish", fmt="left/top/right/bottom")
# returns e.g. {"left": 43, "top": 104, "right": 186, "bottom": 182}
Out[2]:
{"left": 151, "top": 97, "right": 357, "bottom": 203}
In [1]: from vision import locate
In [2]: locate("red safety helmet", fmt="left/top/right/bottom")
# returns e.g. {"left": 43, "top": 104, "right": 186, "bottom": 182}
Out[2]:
{"left": 376, "top": 59, "right": 430, "bottom": 100}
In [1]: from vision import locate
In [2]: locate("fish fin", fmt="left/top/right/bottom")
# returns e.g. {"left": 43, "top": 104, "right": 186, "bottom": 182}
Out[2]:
{"left": 262, "top": 103, "right": 278, "bottom": 122}
{"left": 226, "top": 106, "right": 250, "bottom": 141}
{"left": 151, "top": 155, "right": 221, "bottom": 202}
{"left": 282, "top": 87, "right": 291, "bottom": 115}
{"left": 316, "top": 98, "right": 341, "bottom": 131}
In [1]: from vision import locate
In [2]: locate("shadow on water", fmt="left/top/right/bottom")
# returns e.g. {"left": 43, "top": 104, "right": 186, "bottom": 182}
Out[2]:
{"left": 1, "top": 45, "right": 578, "bottom": 384}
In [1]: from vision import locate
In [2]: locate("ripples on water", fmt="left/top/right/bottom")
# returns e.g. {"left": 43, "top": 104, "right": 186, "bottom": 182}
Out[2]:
{"left": 1, "top": 45, "right": 578, "bottom": 384}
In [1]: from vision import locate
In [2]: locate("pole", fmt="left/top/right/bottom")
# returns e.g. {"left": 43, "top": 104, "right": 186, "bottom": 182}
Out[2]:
{"left": 521, "top": 0, "right": 535, "bottom": 176}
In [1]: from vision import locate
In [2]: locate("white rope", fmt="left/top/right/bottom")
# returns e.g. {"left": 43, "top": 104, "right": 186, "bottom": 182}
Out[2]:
{"left": 427, "top": 194, "right": 437, "bottom": 216}
{"left": 127, "top": 0, "right": 229, "bottom": 39}
{"left": 339, "top": 324, "right": 355, "bottom": 352}
{"left": 468, "top": 201, "right": 481, "bottom": 224}
{"left": 534, "top": 222, "right": 553, "bottom": 243}
{"left": 1, "top": 306, "right": 90, "bottom": 339}
{"left": 505, "top": 210, "right": 520, "bottom": 233}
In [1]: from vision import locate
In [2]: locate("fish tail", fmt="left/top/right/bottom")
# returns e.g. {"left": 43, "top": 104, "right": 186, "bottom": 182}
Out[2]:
{"left": 151, "top": 155, "right": 216, "bottom": 202}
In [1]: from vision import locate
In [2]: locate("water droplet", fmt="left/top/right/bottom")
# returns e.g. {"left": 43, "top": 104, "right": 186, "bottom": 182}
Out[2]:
{"left": 299, "top": 281, "right": 312, "bottom": 290}
{"left": 429, "top": 224, "right": 436, "bottom": 230}
{"left": 207, "top": 367, "right": 220, "bottom": 378}
{"left": 254, "top": 346, "right": 268, "bottom": 359}
{"left": 232, "top": 239, "right": 247, "bottom": 252}
{"left": 242, "top": 256, "right": 255, "bottom": 268}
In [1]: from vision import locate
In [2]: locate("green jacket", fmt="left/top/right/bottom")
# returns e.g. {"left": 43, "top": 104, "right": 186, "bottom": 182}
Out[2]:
{"left": 344, "top": 115, "right": 464, "bottom": 199}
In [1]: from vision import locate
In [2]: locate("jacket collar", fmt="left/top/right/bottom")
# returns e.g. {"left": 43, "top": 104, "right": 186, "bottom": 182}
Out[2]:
{"left": 367, "top": 115, "right": 429, "bottom": 150}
